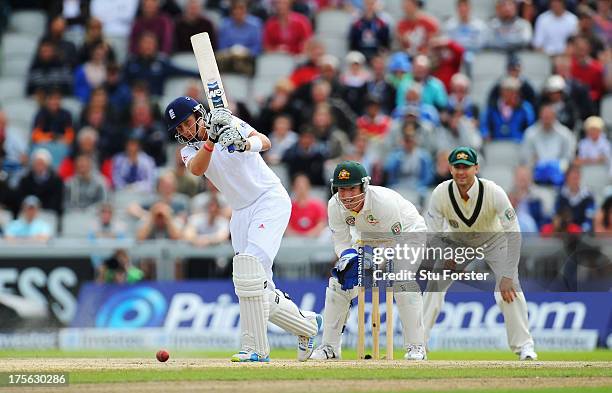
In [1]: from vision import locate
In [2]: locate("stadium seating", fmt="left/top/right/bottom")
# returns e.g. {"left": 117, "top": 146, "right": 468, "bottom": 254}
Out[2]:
{"left": 1, "top": 57, "right": 30, "bottom": 78}
{"left": 255, "top": 53, "right": 296, "bottom": 79}
{"left": 61, "top": 97, "right": 83, "bottom": 121}
{"left": 170, "top": 53, "right": 199, "bottom": 71}
{"left": 425, "top": 0, "right": 454, "bottom": 22}
{"left": 315, "top": 10, "right": 353, "bottom": 38}
{"left": 38, "top": 210, "right": 58, "bottom": 236}
{"left": 316, "top": 35, "right": 349, "bottom": 60}
{"left": 483, "top": 141, "right": 522, "bottom": 168}
{"left": 7, "top": 10, "right": 46, "bottom": 36}
{"left": 1, "top": 33, "right": 38, "bottom": 59}
{"left": 164, "top": 77, "right": 198, "bottom": 99}
{"left": 222, "top": 74, "right": 251, "bottom": 103}
{"left": 517, "top": 50, "right": 552, "bottom": 89}
{"left": 2, "top": 98, "right": 39, "bottom": 131}
{"left": 601, "top": 95, "right": 612, "bottom": 124}
{"left": 61, "top": 209, "right": 98, "bottom": 238}
{"left": 581, "top": 164, "right": 611, "bottom": 201}
{"left": 479, "top": 165, "right": 514, "bottom": 192}
{"left": 0, "top": 77, "right": 26, "bottom": 101}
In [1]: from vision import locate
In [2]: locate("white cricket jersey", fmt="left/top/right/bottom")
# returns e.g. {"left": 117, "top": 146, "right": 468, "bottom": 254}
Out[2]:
{"left": 328, "top": 185, "right": 427, "bottom": 257}
{"left": 426, "top": 177, "right": 521, "bottom": 277}
{"left": 180, "top": 116, "right": 281, "bottom": 210}
{"left": 425, "top": 177, "right": 519, "bottom": 233}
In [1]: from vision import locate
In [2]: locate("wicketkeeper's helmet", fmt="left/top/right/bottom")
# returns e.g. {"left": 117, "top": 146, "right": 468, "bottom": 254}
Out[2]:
{"left": 330, "top": 161, "right": 370, "bottom": 193}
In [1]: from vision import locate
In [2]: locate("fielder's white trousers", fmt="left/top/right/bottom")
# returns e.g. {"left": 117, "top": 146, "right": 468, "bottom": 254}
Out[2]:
{"left": 423, "top": 250, "right": 534, "bottom": 353}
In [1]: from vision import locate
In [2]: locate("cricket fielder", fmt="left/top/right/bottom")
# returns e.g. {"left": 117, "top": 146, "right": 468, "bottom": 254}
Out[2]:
{"left": 164, "top": 97, "right": 320, "bottom": 362}
{"left": 423, "top": 147, "right": 537, "bottom": 360}
{"left": 310, "top": 160, "right": 428, "bottom": 360}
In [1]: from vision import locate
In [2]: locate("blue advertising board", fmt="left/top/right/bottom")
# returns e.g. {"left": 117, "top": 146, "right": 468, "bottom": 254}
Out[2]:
{"left": 67, "top": 280, "right": 611, "bottom": 350}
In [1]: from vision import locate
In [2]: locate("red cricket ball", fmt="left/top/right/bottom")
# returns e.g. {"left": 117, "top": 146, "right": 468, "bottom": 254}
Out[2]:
{"left": 156, "top": 349, "right": 170, "bottom": 362}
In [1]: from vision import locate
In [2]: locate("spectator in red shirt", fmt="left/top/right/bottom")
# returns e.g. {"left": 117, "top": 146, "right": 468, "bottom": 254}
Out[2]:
{"left": 58, "top": 127, "right": 113, "bottom": 185}
{"left": 263, "top": 0, "right": 313, "bottom": 54}
{"left": 429, "top": 36, "right": 464, "bottom": 92}
{"left": 396, "top": 0, "right": 439, "bottom": 56}
{"left": 571, "top": 35, "right": 605, "bottom": 103}
{"left": 129, "top": 0, "right": 174, "bottom": 55}
{"left": 356, "top": 96, "right": 392, "bottom": 138}
{"left": 287, "top": 173, "right": 327, "bottom": 237}
{"left": 289, "top": 38, "right": 326, "bottom": 88}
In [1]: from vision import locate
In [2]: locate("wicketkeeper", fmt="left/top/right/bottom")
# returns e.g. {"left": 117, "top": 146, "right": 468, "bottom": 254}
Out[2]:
{"left": 310, "top": 161, "right": 428, "bottom": 361}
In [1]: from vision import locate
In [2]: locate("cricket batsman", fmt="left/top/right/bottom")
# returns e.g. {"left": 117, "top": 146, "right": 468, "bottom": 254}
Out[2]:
{"left": 310, "top": 160, "right": 428, "bottom": 361}
{"left": 423, "top": 147, "right": 537, "bottom": 360}
{"left": 164, "top": 97, "right": 321, "bottom": 362}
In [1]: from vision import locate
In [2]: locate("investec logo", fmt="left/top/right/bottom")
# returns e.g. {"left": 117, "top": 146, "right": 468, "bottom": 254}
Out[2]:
{"left": 438, "top": 301, "right": 587, "bottom": 330}
{"left": 207, "top": 81, "right": 224, "bottom": 106}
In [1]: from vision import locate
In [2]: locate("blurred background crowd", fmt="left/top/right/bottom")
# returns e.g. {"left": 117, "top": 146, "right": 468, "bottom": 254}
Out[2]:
{"left": 0, "top": 0, "right": 610, "bottom": 282}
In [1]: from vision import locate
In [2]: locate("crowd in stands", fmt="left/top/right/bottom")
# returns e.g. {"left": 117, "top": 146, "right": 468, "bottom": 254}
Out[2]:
{"left": 0, "top": 0, "right": 611, "bottom": 279}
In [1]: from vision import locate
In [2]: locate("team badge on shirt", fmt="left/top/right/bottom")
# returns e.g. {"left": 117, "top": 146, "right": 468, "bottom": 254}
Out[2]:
{"left": 391, "top": 222, "right": 401, "bottom": 235}
{"left": 346, "top": 216, "right": 356, "bottom": 226}
{"left": 366, "top": 214, "right": 379, "bottom": 225}
{"left": 449, "top": 219, "right": 459, "bottom": 228}
{"left": 504, "top": 208, "right": 516, "bottom": 220}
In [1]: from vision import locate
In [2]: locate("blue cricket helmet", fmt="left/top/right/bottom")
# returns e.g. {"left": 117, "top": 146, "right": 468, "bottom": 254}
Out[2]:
{"left": 164, "top": 96, "right": 201, "bottom": 131}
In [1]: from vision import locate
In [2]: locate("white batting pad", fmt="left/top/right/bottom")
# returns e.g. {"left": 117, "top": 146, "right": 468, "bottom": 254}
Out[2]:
{"left": 232, "top": 254, "right": 270, "bottom": 357}
{"left": 394, "top": 290, "right": 425, "bottom": 347}
{"left": 268, "top": 289, "right": 318, "bottom": 337}
{"left": 320, "top": 277, "right": 354, "bottom": 352}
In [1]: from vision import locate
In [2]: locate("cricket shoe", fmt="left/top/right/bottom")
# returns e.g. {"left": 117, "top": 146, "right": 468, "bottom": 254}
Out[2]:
{"left": 404, "top": 344, "right": 427, "bottom": 360}
{"left": 231, "top": 351, "right": 270, "bottom": 363}
{"left": 298, "top": 314, "right": 323, "bottom": 362}
{"left": 309, "top": 344, "right": 341, "bottom": 360}
{"left": 519, "top": 344, "right": 538, "bottom": 361}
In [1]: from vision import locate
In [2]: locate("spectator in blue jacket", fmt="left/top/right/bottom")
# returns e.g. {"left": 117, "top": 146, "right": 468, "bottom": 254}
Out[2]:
{"left": 218, "top": 0, "right": 263, "bottom": 56}
{"left": 396, "top": 55, "right": 448, "bottom": 111}
{"left": 480, "top": 76, "right": 535, "bottom": 142}
{"left": 124, "top": 32, "right": 199, "bottom": 97}
{"left": 74, "top": 41, "right": 111, "bottom": 103}
{"left": 555, "top": 164, "right": 596, "bottom": 232}
{"left": 348, "top": 0, "right": 391, "bottom": 60}
{"left": 384, "top": 126, "right": 433, "bottom": 190}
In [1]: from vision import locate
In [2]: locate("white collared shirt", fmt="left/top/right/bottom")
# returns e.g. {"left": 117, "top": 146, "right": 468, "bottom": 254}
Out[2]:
{"left": 426, "top": 177, "right": 520, "bottom": 233}
{"left": 180, "top": 116, "right": 281, "bottom": 210}
{"left": 327, "top": 185, "right": 426, "bottom": 257}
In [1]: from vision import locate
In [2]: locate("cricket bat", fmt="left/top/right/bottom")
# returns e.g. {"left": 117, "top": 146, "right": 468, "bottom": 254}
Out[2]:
{"left": 190, "top": 32, "right": 234, "bottom": 152}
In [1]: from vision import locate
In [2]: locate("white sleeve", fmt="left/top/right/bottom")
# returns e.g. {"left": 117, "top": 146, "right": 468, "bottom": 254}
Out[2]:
{"left": 328, "top": 198, "right": 353, "bottom": 257}
{"left": 233, "top": 116, "right": 255, "bottom": 139}
{"left": 492, "top": 184, "right": 521, "bottom": 278}
{"left": 399, "top": 197, "right": 427, "bottom": 233}
{"left": 425, "top": 187, "right": 445, "bottom": 232}
{"left": 180, "top": 145, "right": 198, "bottom": 168}
{"left": 532, "top": 15, "right": 545, "bottom": 49}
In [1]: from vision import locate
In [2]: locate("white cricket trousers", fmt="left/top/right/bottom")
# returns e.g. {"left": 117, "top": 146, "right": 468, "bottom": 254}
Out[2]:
{"left": 230, "top": 184, "right": 291, "bottom": 290}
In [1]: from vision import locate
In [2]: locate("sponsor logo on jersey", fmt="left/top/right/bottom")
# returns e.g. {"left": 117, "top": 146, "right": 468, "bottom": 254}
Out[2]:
{"left": 449, "top": 219, "right": 459, "bottom": 228}
{"left": 366, "top": 214, "right": 379, "bottom": 225}
{"left": 338, "top": 169, "right": 351, "bottom": 180}
{"left": 505, "top": 208, "right": 516, "bottom": 220}
{"left": 345, "top": 216, "right": 356, "bottom": 226}
{"left": 391, "top": 221, "right": 401, "bottom": 234}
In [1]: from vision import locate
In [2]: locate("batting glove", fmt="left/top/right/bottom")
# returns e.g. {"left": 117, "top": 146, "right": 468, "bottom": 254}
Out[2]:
{"left": 217, "top": 126, "right": 247, "bottom": 153}
{"left": 207, "top": 108, "right": 233, "bottom": 128}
